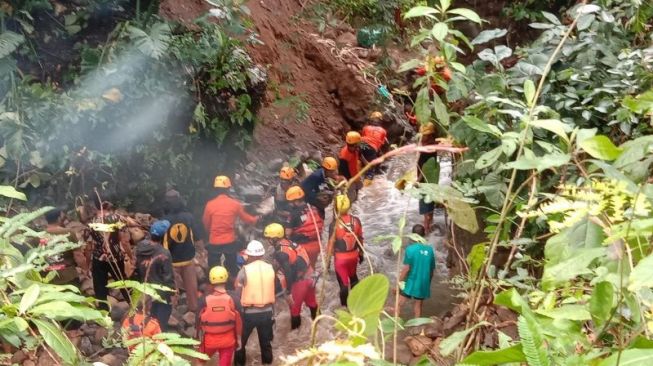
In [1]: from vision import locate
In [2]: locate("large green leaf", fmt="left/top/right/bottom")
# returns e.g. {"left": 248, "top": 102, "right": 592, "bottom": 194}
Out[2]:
{"left": 507, "top": 152, "right": 570, "bottom": 172}
{"left": 628, "top": 254, "right": 653, "bottom": 292}
{"left": 579, "top": 135, "right": 623, "bottom": 161}
{"left": 415, "top": 88, "right": 431, "bottom": 125}
{"left": 466, "top": 243, "right": 486, "bottom": 279}
{"left": 524, "top": 80, "right": 536, "bottom": 107}
{"left": 0, "top": 31, "right": 25, "bottom": 58}
{"left": 518, "top": 315, "right": 550, "bottom": 366}
{"left": 530, "top": 119, "right": 570, "bottom": 144}
{"left": 446, "top": 198, "right": 479, "bottom": 234}
{"left": 471, "top": 28, "right": 507, "bottom": 45}
{"left": 421, "top": 157, "right": 440, "bottom": 184}
{"left": 32, "top": 319, "right": 78, "bottom": 365}
{"left": 432, "top": 93, "right": 449, "bottom": 126}
{"left": 447, "top": 8, "right": 482, "bottom": 23}
{"left": 461, "top": 116, "right": 501, "bottom": 137}
{"left": 440, "top": 321, "right": 489, "bottom": 356}
{"left": 535, "top": 305, "right": 591, "bottom": 321}
{"left": 0, "top": 185, "right": 27, "bottom": 201}
{"left": 30, "top": 301, "right": 104, "bottom": 321}
{"left": 461, "top": 344, "right": 526, "bottom": 365}
{"left": 599, "top": 349, "right": 653, "bottom": 366}
{"left": 542, "top": 247, "right": 604, "bottom": 290}
{"left": 495, "top": 288, "right": 529, "bottom": 314}
{"left": 347, "top": 274, "right": 389, "bottom": 336}
{"left": 19, "top": 284, "right": 40, "bottom": 314}
{"left": 475, "top": 146, "right": 503, "bottom": 169}
{"left": 623, "top": 89, "right": 653, "bottom": 115}
{"left": 590, "top": 281, "right": 614, "bottom": 327}
{"left": 431, "top": 22, "right": 448, "bottom": 42}
{"left": 404, "top": 6, "right": 439, "bottom": 19}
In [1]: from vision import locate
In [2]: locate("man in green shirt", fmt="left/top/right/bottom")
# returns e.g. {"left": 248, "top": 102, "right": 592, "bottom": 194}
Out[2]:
{"left": 398, "top": 224, "right": 435, "bottom": 318}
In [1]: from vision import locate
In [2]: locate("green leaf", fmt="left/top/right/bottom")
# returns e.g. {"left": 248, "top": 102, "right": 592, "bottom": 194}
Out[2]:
{"left": 461, "top": 116, "right": 501, "bottom": 137}
{"left": 447, "top": 8, "right": 482, "bottom": 24}
{"left": 542, "top": 247, "right": 604, "bottom": 290}
{"left": 404, "top": 6, "right": 439, "bottom": 19}
{"left": 507, "top": 152, "right": 570, "bottom": 172}
{"left": 471, "top": 28, "right": 507, "bottom": 45}
{"left": 440, "top": 321, "right": 489, "bottom": 356}
{"left": 439, "top": 0, "right": 451, "bottom": 12}
{"left": 0, "top": 185, "right": 27, "bottom": 200}
{"left": 32, "top": 319, "right": 78, "bottom": 365}
{"left": 494, "top": 288, "right": 530, "bottom": 314}
{"left": 475, "top": 146, "right": 502, "bottom": 169}
{"left": 19, "top": 284, "right": 40, "bottom": 314}
{"left": 415, "top": 88, "right": 431, "bottom": 125}
{"left": 466, "top": 243, "right": 486, "bottom": 279}
{"left": 541, "top": 11, "right": 561, "bottom": 25}
{"left": 169, "top": 346, "right": 210, "bottom": 360}
{"left": 0, "top": 31, "right": 25, "bottom": 58}
{"left": 447, "top": 198, "right": 479, "bottom": 234}
{"left": 405, "top": 318, "right": 434, "bottom": 327}
{"left": 347, "top": 274, "right": 389, "bottom": 336}
{"left": 599, "top": 349, "right": 653, "bottom": 366}
{"left": 398, "top": 59, "right": 423, "bottom": 73}
{"left": 421, "top": 157, "right": 440, "bottom": 184}
{"left": 530, "top": 119, "right": 570, "bottom": 144}
{"left": 623, "top": 90, "right": 653, "bottom": 115}
{"left": 461, "top": 344, "right": 526, "bottom": 365}
{"left": 431, "top": 22, "right": 449, "bottom": 42}
{"left": 432, "top": 93, "right": 449, "bottom": 126}
{"left": 30, "top": 300, "right": 104, "bottom": 321}
{"left": 590, "top": 282, "right": 614, "bottom": 327}
{"left": 628, "top": 254, "right": 653, "bottom": 292}
{"left": 535, "top": 305, "right": 591, "bottom": 321}
{"left": 524, "top": 79, "right": 536, "bottom": 107}
{"left": 578, "top": 135, "right": 623, "bottom": 161}
{"left": 518, "top": 315, "right": 550, "bottom": 366}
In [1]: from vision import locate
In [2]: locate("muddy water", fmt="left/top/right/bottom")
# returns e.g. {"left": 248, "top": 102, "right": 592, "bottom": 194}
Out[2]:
{"left": 244, "top": 155, "right": 456, "bottom": 364}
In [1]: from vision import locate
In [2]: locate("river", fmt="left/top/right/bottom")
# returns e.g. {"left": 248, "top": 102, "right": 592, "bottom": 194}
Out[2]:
{"left": 244, "top": 154, "right": 456, "bottom": 365}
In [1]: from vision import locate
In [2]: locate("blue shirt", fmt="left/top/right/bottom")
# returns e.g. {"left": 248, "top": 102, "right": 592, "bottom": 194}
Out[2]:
{"left": 300, "top": 169, "right": 328, "bottom": 208}
{"left": 403, "top": 243, "right": 435, "bottom": 299}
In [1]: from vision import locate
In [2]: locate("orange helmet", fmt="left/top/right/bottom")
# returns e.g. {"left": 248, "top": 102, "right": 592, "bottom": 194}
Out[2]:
{"left": 279, "top": 166, "right": 296, "bottom": 180}
{"left": 214, "top": 175, "right": 232, "bottom": 188}
{"left": 322, "top": 157, "right": 338, "bottom": 171}
{"left": 346, "top": 131, "right": 361, "bottom": 145}
{"left": 285, "top": 186, "right": 305, "bottom": 201}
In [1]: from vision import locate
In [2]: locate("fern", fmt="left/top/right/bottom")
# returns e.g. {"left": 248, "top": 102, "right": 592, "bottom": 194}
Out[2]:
{"left": 0, "top": 31, "right": 25, "bottom": 59}
{"left": 518, "top": 315, "right": 550, "bottom": 366}
{"left": 127, "top": 22, "right": 171, "bottom": 60}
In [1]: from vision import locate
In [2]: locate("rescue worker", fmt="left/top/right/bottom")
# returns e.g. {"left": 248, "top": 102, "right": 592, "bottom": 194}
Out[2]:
{"left": 285, "top": 186, "right": 324, "bottom": 268}
{"left": 234, "top": 240, "right": 275, "bottom": 366}
{"left": 264, "top": 223, "right": 317, "bottom": 330}
{"left": 203, "top": 175, "right": 260, "bottom": 288}
{"left": 338, "top": 131, "right": 362, "bottom": 181}
{"left": 328, "top": 195, "right": 364, "bottom": 306}
{"left": 163, "top": 195, "right": 201, "bottom": 312}
{"left": 43, "top": 207, "right": 86, "bottom": 286}
{"left": 134, "top": 220, "right": 175, "bottom": 330}
{"left": 300, "top": 157, "right": 343, "bottom": 218}
{"left": 360, "top": 112, "right": 388, "bottom": 184}
{"left": 275, "top": 166, "right": 297, "bottom": 222}
{"left": 416, "top": 122, "right": 442, "bottom": 234}
{"left": 121, "top": 301, "right": 162, "bottom": 349}
{"left": 197, "top": 266, "right": 242, "bottom": 366}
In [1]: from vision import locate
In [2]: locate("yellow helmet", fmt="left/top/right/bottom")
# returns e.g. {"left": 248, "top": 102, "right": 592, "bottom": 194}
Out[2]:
{"left": 345, "top": 131, "right": 361, "bottom": 145}
{"left": 209, "top": 266, "right": 229, "bottom": 284}
{"left": 285, "top": 186, "right": 305, "bottom": 201}
{"left": 322, "top": 157, "right": 338, "bottom": 171}
{"left": 264, "top": 223, "right": 285, "bottom": 239}
{"left": 370, "top": 111, "right": 383, "bottom": 120}
{"left": 335, "top": 194, "right": 351, "bottom": 214}
{"left": 214, "top": 175, "right": 232, "bottom": 188}
{"left": 419, "top": 122, "right": 436, "bottom": 136}
{"left": 279, "top": 166, "right": 296, "bottom": 180}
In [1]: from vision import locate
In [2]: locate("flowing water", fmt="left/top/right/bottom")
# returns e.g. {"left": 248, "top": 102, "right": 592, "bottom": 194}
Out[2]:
{"left": 244, "top": 154, "right": 456, "bottom": 364}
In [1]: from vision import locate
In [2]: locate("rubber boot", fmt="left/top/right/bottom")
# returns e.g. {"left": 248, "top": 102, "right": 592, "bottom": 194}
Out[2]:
{"left": 291, "top": 315, "right": 301, "bottom": 330}
{"left": 339, "top": 288, "right": 349, "bottom": 307}
{"left": 309, "top": 306, "right": 318, "bottom": 320}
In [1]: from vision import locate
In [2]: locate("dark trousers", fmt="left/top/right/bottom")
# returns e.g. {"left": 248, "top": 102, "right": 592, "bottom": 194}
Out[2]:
{"left": 234, "top": 310, "right": 274, "bottom": 365}
{"left": 207, "top": 243, "right": 240, "bottom": 289}
{"left": 92, "top": 258, "right": 130, "bottom": 311}
{"left": 151, "top": 300, "right": 172, "bottom": 331}
{"left": 360, "top": 143, "right": 380, "bottom": 178}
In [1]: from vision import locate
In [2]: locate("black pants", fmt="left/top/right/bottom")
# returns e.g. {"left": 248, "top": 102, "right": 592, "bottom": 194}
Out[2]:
{"left": 92, "top": 258, "right": 130, "bottom": 311}
{"left": 234, "top": 311, "right": 274, "bottom": 365}
{"left": 207, "top": 243, "right": 240, "bottom": 289}
{"left": 151, "top": 300, "right": 172, "bottom": 331}
{"left": 360, "top": 143, "right": 380, "bottom": 178}
{"left": 336, "top": 270, "right": 359, "bottom": 306}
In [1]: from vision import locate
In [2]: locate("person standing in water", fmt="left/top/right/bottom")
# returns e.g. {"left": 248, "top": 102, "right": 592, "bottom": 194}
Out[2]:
{"left": 397, "top": 224, "right": 435, "bottom": 318}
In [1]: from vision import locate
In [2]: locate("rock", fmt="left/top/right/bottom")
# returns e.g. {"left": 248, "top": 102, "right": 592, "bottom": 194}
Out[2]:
{"left": 405, "top": 335, "right": 433, "bottom": 357}
{"left": 183, "top": 326, "right": 196, "bottom": 338}
{"left": 325, "top": 134, "right": 339, "bottom": 144}
{"left": 66, "top": 329, "right": 83, "bottom": 348}
{"left": 81, "top": 278, "right": 93, "bottom": 294}
{"left": 110, "top": 301, "right": 130, "bottom": 322}
{"left": 196, "top": 265, "right": 207, "bottom": 282}
{"left": 24, "top": 361, "right": 36, "bottom": 366}
{"left": 335, "top": 32, "right": 357, "bottom": 48}
{"left": 394, "top": 338, "right": 415, "bottom": 365}
{"left": 177, "top": 304, "right": 188, "bottom": 316}
{"left": 79, "top": 337, "right": 94, "bottom": 356}
{"left": 107, "top": 296, "right": 118, "bottom": 307}
{"left": 168, "top": 315, "right": 180, "bottom": 328}
{"left": 443, "top": 304, "right": 468, "bottom": 335}
{"left": 424, "top": 316, "right": 445, "bottom": 339}
{"left": 94, "top": 327, "right": 108, "bottom": 344}
{"left": 99, "top": 353, "right": 122, "bottom": 366}
{"left": 11, "top": 350, "right": 27, "bottom": 364}
{"left": 495, "top": 306, "right": 517, "bottom": 322}
{"left": 269, "top": 158, "right": 284, "bottom": 172}
{"left": 182, "top": 312, "right": 196, "bottom": 326}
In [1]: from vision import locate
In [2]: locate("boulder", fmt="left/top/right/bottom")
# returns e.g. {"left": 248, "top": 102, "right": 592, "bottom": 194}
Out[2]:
{"left": 405, "top": 335, "right": 433, "bottom": 357}
{"left": 168, "top": 315, "right": 180, "bottom": 328}
{"left": 423, "top": 316, "right": 445, "bottom": 339}
{"left": 81, "top": 278, "right": 93, "bottom": 294}
{"left": 11, "top": 350, "right": 27, "bottom": 364}
{"left": 335, "top": 32, "right": 357, "bottom": 48}
{"left": 23, "top": 360, "right": 36, "bottom": 366}
{"left": 94, "top": 326, "right": 108, "bottom": 344}
{"left": 80, "top": 336, "right": 94, "bottom": 356}
{"left": 443, "top": 304, "right": 468, "bottom": 335}
{"left": 98, "top": 353, "right": 122, "bottom": 366}
{"left": 110, "top": 301, "right": 130, "bottom": 322}
{"left": 182, "top": 312, "right": 196, "bottom": 326}
{"left": 183, "top": 326, "right": 196, "bottom": 338}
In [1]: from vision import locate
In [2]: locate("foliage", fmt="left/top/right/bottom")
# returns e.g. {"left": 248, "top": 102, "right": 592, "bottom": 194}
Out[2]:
{"left": 125, "top": 332, "right": 209, "bottom": 365}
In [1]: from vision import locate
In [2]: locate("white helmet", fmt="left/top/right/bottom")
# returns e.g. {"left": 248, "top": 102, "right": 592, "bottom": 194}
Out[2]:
{"left": 245, "top": 240, "right": 265, "bottom": 257}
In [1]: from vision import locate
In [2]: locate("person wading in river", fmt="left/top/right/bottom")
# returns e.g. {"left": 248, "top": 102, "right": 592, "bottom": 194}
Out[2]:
{"left": 203, "top": 175, "right": 260, "bottom": 289}
{"left": 328, "top": 194, "right": 364, "bottom": 306}
{"left": 416, "top": 122, "right": 443, "bottom": 234}
{"left": 285, "top": 186, "right": 324, "bottom": 268}
{"left": 264, "top": 223, "right": 317, "bottom": 329}
{"left": 397, "top": 224, "right": 435, "bottom": 318}
{"left": 234, "top": 240, "right": 275, "bottom": 366}
{"left": 300, "top": 156, "right": 343, "bottom": 218}
{"left": 162, "top": 194, "right": 201, "bottom": 312}
{"left": 197, "top": 266, "right": 242, "bottom": 366}
{"left": 360, "top": 111, "right": 388, "bottom": 186}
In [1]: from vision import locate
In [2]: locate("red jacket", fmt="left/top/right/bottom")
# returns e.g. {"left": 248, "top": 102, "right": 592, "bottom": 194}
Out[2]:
{"left": 361, "top": 125, "right": 387, "bottom": 152}
{"left": 203, "top": 194, "right": 257, "bottom": 245}
{"left": 339, "top": 146, "right": 360, "bottom": 179}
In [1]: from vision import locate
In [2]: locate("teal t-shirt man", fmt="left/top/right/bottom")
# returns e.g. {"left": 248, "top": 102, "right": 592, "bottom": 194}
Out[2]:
{"left": 398, "top": 224, "right": 435, "bottom": 317}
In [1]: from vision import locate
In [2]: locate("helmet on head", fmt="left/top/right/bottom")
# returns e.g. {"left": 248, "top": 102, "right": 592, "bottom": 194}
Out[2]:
{"left": 150, "top": 220, "right": 171, "bottom": 238}
{"left": 369, "top": 111, "right": 383, "bottom": 120}
{"left": 264, "top": 223, "right": 285, "bottom": 239}
{"left": 346, "top": 131, "right": 361, "bottom": 145}
{"left": 322, "top": 157, "right": 338, "bottom": 171}
{"left": 245, "top": 240, "right": 265, "bottom": 257}
{"left": 214, "top": 175, "right": 232, "bottom": 188}
{"left": 419, "top": 123, "right": 436, "bottom": 136}
{"left": 209, "top": 266, "right": 229, "bottom": 284}
{"left": 279, "top": 167, "right": 296, "bottom": 181}
{"left": 285, "top": 186, "right": 305, "bottom": 201}
{"left": 335, "top": 194, "right": 351, "bottom": 214}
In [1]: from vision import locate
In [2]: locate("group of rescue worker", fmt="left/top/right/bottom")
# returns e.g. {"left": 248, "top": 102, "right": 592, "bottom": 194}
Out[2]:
{"left": 36, "top": 110, "right": 445, "bottom": 365}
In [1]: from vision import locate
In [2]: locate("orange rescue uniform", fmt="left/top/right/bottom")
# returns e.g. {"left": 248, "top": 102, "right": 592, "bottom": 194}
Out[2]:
{"left": 288, "top": 205, "right": 324, "bottom": 268}
{"left": 203, "top": 194, "right": 258, "bottom": 245}
{"left": 361, "top": 125, "right": 387, "bottom": 152}
{"left": 199, "top": 289, "right": 242, "bottom": 349}
{"left": 338, "top": 146, "right": 361, "bottom": 180}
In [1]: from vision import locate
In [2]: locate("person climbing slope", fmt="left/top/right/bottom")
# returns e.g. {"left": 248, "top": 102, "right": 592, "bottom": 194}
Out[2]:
{"left": 338, "top": 131, "right": 362, "bottom": 181}
{"left": 360, "top": 111, "right": 388, "bottom": 185}
{"left": 197, "top": 266, "right": 242, "bottom": 366}
{"left": 264, "top": 223, "right": 317, "bottom": 330}
{"left": 203, "top": 175, "right": 260, "bottom": 288}
{"left": 234, "top": 240, "right": 275, "bottom": 366}
{"left": 275, "top": 166, "right": 298, "bottom": 222}
{"left": 300, "top": 156, "right": 343, "bottom": 218}
{"left": 285, "top": 186, "right": 324, "bottom": 268}
{"left": 397, "top": 224, "right": 435, "bottom": 318}
{"left": 121, "top": 300, "right": 161, "bottom": 349}
{"left": 328, "top": 194, "right": 364, "bottom": 306}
